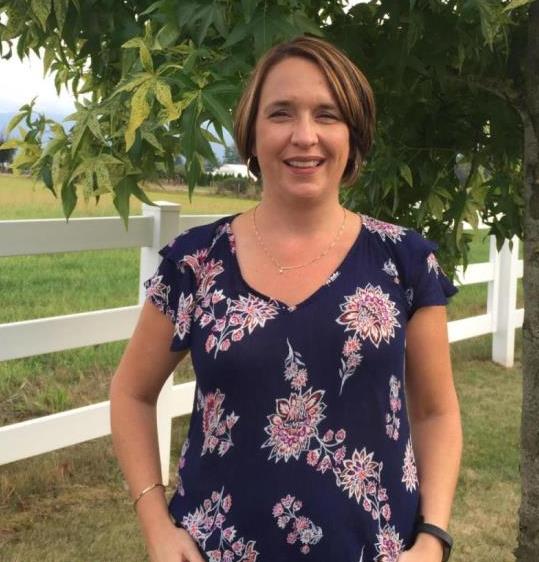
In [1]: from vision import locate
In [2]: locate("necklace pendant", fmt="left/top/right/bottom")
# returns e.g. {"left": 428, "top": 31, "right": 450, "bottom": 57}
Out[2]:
{"left": 279, "top": 267, "right": 284, "bottom": 274}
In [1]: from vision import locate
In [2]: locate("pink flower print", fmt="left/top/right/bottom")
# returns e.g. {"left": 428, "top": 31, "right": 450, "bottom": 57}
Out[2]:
{"left": 243, "top": 541, "right": 259, "bottom": 562}
{"left": 322, "top": 429, "right": 335, "bottom": 442}
{"left": 316, "top": 455, "right": 333, "bottom": 474}
{"left": 219, "top": 339, "right": 231, "bottom": 352}
{"left": 213, "top": 317, "right": 226, "bottom": 332}
{"left": 273, "top": 495, "right": 323, "bottom": 554}
{"left": 402, "top": 437, "right": 419, "bottom": 492}
{"left": 375, "top": 524, "right": 404, "bottom": 562}
{"left": 334, "top": 446, "right": 346, "bottom": 465}
{"left": 222, "top": 494, "right": 232, "bottom": 513}
{"left": 338, "top": 448, "right": 380, "bottom": 503}
{"left": 208, "top": 550, "right": 222, "bottom": 561}
{"left": 335, "top": 429, "right": 346, "bottom": 442}
{"left": 211, "top": 289, "right": 226, "bottom": 304}
{"left": 201, "top": 312, "right": 214, "bottom": 328}
{"left": 291, "top": 368, "right": 308, "bottom": 391}
{"left": 287, "top": 532, "right": 298, "bottom": 544}
{"left": 337, "top": 334, "right": 363, "bottom": 393}
{"left": 337, "top": 284, "right": 401, "bottom": 348}
{"left": 231, "top": 540, "right": 244, "bottom": 555}
{"left": 272, "top": 503, "right": 284, "bottom": 517}
{"left": 205, "top": 334, "right": 217, "bottom": 353}
{"left": 222, "top": 526, "right": 236, "bottom": 542}
{"left": 363, "top": 499, "right": 372, "bottom": 512}
{"left": 361, "top": 215, "right": 406, "bottom": 243}
{"left": 343, "top": 335, "right": 361, "bottom": 357}
{"left": 223, "top": 550, "right": 234, "bottom": 562}
{"left": 262, "top": 388, "right": 326, "bottom": 461}
{"left": 145, "top": 274, "right": 170, "bottom": 308}
{"left": 306, "top": 449, "right": 321, "bottom": 466}
{"left": 426, "top": 252, "right": 441, "bottom": 277}
{"left": 227, "top": 294, "right": 280, "bottom": 334}
{"left": 385, "top": 375, "right": 402, "bottom": 441}
{"left": 231, "top": 329, "right": 244, "bottom": 341}
{"left": 381, "top": 503, "right": 392, "bottom": 521}
{"left": 198, "top": 389, "right": 238, "bottom": 457}
{"left": 174, "top": 292, "right": 195, "bottom": 341}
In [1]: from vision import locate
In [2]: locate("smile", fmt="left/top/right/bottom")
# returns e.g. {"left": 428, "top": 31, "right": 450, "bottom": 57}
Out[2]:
{"left": 284, "top": 159, "right": 324, "bottom": 168}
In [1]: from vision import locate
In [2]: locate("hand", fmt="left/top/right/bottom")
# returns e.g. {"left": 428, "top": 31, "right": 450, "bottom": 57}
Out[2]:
{"left": 146, "top": 522, "right": 206, "bottom": 562}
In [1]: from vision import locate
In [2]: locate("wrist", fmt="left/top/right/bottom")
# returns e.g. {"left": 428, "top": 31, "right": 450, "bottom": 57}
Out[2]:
{"left": 414, "top": 532, "right": 444, "bottom": 561}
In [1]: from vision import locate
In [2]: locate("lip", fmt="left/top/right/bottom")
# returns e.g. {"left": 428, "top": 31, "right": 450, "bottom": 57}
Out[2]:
{"left": 283, "top": 156, "right": 325, "bottom": 175}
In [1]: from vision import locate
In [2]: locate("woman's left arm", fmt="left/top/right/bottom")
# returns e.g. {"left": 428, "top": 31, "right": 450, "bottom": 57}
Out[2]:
{"left": 398, "top": 305, "right": 463, "bottom": 562}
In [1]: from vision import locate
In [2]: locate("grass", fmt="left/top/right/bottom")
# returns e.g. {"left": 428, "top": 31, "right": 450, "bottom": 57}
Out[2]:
{"left": 0, "top": 175, "right": 522, "bottom": 561}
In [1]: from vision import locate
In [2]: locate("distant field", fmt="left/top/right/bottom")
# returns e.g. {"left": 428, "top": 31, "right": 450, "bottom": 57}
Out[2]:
{"left": 0, "top": 174, "right": 522, "bottom": 561}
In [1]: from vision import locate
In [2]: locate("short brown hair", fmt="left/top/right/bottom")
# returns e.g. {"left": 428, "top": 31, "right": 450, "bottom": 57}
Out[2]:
{"left": 233, "top": 35, "right": 376, "bottom": 186}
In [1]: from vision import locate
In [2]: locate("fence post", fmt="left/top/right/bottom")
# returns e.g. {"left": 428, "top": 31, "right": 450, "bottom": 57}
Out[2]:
{"left": 140, "top": 201, "right": 181, "bottom": 485}
{"left": 489, "top": 235, "right": 519, "bottom": 367}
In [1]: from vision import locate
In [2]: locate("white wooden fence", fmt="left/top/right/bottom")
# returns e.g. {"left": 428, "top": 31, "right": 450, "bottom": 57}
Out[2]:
{"left": 0, "top": 203, "right": 524, "bottom": 483}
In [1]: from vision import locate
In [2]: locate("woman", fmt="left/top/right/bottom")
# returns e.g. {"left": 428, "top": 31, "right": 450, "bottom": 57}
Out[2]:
{"left": 110, "top": 36, "right": 462, "bottom": 562}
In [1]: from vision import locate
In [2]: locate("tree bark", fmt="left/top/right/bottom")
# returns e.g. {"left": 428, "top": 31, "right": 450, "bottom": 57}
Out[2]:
{"left": 517, "top": 1, "right": 539, "bottom": 560}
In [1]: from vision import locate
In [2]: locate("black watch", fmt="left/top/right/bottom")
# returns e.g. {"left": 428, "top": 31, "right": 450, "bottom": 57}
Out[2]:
{"left": 415, "top": 516, "right": 453, "bottom": 562}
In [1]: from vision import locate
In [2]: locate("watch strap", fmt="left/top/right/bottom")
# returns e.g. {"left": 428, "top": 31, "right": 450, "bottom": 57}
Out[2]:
{"left": 416, "top": 522, "right": 453, "bottom": 562}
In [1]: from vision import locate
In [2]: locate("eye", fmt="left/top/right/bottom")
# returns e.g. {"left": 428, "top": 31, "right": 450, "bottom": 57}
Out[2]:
{"left": 269, "top": 110, "right": 290, "bottom": 120}
{"left": 318, "top": 112, "right": 340, "bottom": 122}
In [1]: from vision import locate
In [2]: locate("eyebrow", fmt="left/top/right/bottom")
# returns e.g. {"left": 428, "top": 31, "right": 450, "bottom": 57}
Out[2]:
{"left": 263, "top": 100, "right": 341, "bottom": 113}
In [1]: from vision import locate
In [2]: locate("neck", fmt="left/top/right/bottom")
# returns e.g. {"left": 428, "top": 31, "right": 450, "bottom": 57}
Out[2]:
{"left": 255, "top": 191, "right": 345, "bottom": 238}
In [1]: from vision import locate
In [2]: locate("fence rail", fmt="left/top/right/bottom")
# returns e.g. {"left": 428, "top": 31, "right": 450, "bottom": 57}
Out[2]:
{"left": 0, "top": 204, "right": 524, "bottom": 481}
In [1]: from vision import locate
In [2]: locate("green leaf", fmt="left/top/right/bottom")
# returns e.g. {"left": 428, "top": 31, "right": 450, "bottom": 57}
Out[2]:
{"left": 61, "top": 180, "right": 77, "bottom": 220}
{"left": 130, "top": 181, "right": 155, "bottom": 206}
{"left": 6, "top": 113, "right": 25, "bottom": 135}
{"left": 31, "top": 0, "right": 52, "bottom": 29}
{"left": 222, "top": 21, "right": 251, "bottom": 48}
{"left": 125, "top": 82, "right": 152, "bottom": 150}
{"left": 399, "top": 163, "right": 413, "bottom": 187}
{"left": 202, "top": 91, "right": 233, "bottom": 133}
{"left": 95, "top": 161, "right": 113, "bottom": 193}
{"left": 503, "top": 0, "right": 534, "bottom": 12}
{"left": 154, "top": 80, "right": 180, "bottom": 121}
{"left": 122, "top": 37, "right": 153, "bottom": 72}
{"left": 115, "top": 73, "right": 153, "bottom": 94}
{"left": 0, "top": 139, "right": 19, "bottom": 150}
{"left": 156, "top": 23, "right": 180, "bottom": 48}
{"left": 51, "top": 150, "right": 68, "bottom": 187}
{"left": 141, "top": 130, "right": 164, "bottom": 152}
{"left": 113, "top": 176, "right": 133, "bottom": 229}
{"left": 53, "top": 0, "right": 67, "bottom": 31}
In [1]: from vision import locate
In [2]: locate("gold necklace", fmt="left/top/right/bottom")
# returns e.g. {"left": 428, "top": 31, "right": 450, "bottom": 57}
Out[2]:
{"left": 252, "top": 204, "right": 348, "bottom": 274}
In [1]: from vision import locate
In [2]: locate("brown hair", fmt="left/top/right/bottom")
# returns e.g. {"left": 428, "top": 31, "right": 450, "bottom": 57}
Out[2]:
{"left": 233, "top": 35, "right": 376, "bottom": 186}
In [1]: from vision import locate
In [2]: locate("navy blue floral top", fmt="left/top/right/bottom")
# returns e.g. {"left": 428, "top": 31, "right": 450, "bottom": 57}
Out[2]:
{"left": 144, "top": 212, "right": 458, "bottom": 562}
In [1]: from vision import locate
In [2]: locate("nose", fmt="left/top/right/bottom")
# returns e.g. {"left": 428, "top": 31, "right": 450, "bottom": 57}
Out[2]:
{"left": 291, "top": 114, "right": 318, "bottom": 147}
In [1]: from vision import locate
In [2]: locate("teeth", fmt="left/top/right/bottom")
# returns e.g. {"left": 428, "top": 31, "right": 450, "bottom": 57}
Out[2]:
{"left": 287, "top": 160, "right": 321, "bottom": 168}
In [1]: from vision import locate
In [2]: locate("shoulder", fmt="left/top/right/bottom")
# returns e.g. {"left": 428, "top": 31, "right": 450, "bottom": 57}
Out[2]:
{"left": 158, "top": 213, "right": 237, "bottom": 266}
{"left": 361, "top": 213, "right": 438, "bottom": 258}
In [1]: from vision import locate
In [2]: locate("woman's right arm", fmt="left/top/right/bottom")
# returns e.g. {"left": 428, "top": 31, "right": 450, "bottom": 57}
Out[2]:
{"left": 109, "top": 300, "right": 205, "bottom": 562}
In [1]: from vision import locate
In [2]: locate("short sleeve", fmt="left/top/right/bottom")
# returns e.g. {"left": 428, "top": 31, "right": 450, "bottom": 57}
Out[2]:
{"left": 143, "top": 239, "right": 197, "bottom": 352}
{"left": 405, "top": 232, "right": 459, "bottom": 318}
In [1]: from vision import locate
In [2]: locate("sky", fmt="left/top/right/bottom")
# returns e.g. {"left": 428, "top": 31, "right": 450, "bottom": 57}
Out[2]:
{"left": 0, "top": 0, "right": 368, "bottom": 116}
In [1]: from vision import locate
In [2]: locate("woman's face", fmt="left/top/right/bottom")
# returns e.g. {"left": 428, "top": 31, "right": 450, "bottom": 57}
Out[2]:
{"left": 253, "top": 56, "right": 350, "bottom": 202}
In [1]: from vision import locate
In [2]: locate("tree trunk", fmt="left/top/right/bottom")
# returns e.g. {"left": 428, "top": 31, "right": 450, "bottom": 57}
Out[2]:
{"left": 517, "top": 1, "right": 539, "bottom": 559}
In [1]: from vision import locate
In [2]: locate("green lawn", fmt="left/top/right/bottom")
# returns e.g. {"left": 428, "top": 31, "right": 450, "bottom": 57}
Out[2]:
{"left": 0, "top": 174, "right": 522, "bottom": 561}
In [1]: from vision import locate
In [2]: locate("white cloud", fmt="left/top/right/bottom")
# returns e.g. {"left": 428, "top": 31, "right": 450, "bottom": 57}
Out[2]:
{"left": 0, "top": 46, "right": 76, "bottom": 115}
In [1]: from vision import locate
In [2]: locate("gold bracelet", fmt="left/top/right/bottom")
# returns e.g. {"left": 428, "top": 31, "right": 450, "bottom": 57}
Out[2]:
{"left": 132, "top": 482, "right": 165, "bottom": 512}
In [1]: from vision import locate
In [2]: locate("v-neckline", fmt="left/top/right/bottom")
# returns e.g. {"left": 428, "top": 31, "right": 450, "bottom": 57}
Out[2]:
{"left": 224, "top": 211, "right": 365, "bottom": 312}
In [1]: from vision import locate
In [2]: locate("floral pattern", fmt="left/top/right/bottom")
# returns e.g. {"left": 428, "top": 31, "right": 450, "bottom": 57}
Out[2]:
{"left": 182, "top": 488, "right": 259, "bottom": 562}
{"left": 143, "top": 214, "right": 458, "bottom": 561}
{"left": 177, "top": 438, "right": 189, "bottom": 496}
{"left": 382, "top": 258, "right": 400, "bottom": 283}
{"left": 273, "top": 494, "right": 323, "bottom": 554}
{"left": 197, "top": 388, "right": 239, "bottom": 456}
{"left": 335, "top": 284, "right": 401, "bottom": 391}
{"left": 402, "top": 437, "right": 419, "bottom": 492}
{"left": 362, "top": 215, "right": 406, "bottom": 243}
{"left": 385, "top": 375, "right": 402, "bottom": 441}
{"left": 426, "top": 251, "right": 441, "bottom": 277}
{"left": 262, "top": 341, "right": 404, "bottom": 561}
